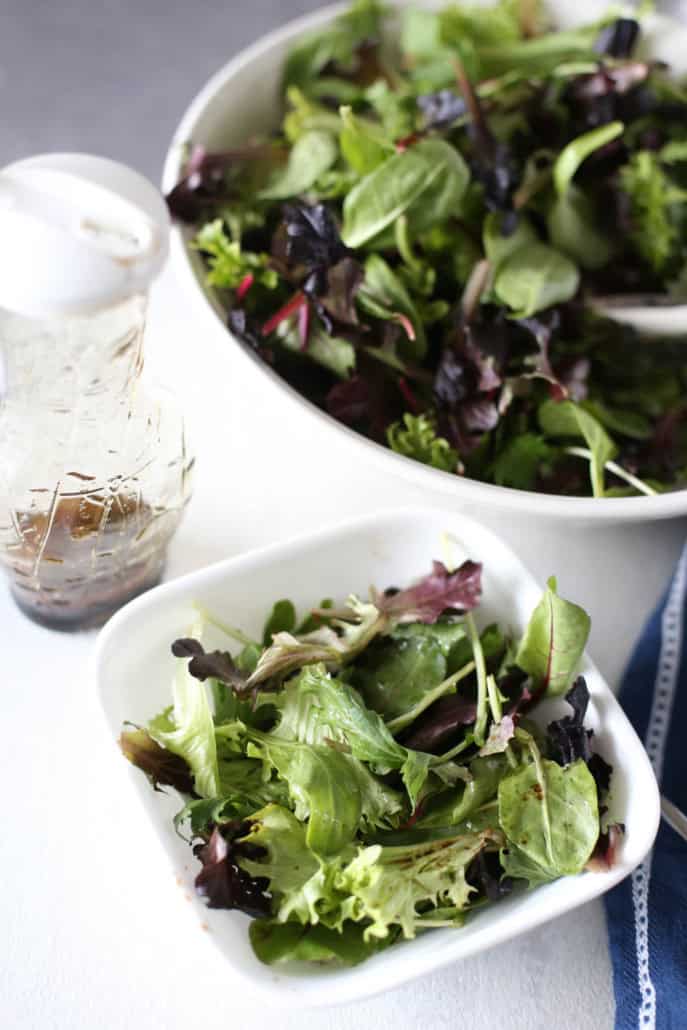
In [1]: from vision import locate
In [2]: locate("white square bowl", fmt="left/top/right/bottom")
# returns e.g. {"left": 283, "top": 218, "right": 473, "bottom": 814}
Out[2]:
{"left": 95, "top": 507, "right": 660, "bottom": 1007}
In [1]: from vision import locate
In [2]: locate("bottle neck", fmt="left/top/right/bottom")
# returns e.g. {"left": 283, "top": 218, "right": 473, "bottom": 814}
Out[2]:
{"left": 0, "top": 293, "right": 147, "bottom": 409}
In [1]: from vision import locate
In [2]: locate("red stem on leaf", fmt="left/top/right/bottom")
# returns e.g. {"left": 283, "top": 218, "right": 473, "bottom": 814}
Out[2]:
{"left": 298, "top": 300, "right": 310, "bottom": 351}
{"left": 236, "top": 273, "right": 254, "bottom": 302}
{"left": 261, "top": 291, "right": 307, "bottom": 337}
{"left": 398, "top": 377, "right": 420, "bottom": 413}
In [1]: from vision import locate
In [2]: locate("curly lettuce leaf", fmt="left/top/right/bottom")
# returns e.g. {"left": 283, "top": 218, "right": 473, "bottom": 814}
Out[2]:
{"left": 149, "top": 632, "right": 220, "bottom": 798}
{"left": 387, "top": 413, "right": 460, "bottom": 473}
{"left": 338, "top": 828, "right": 504, "bottom": 939}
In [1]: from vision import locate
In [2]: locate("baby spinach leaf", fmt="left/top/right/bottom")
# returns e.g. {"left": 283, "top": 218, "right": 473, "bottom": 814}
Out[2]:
{"left": 538, "top": 399, "right": 617, "bottom": 498}
{"left": 547, "top": 187, "right": 613, "bottom": 270}
{"left": 276, "top": 320, "right": 356, "bottom": 379}
{"left": 498, "top": 753, "right": 599, "bottom": 878}
{"left": 353, "top": 634, "right": 448, "bottom": 720}
{"left": 339, "top": 105, "right": 393, "bottom": 175}
{"left": 342, "top": 139, "right": 469, "bottom": 248}
{"left": 260, "top": 130, "right": 338, "bottom": 200}
{"left": 283, "top": 0, "right": 385, "bottom": 90}
{"left": 482, "top": 212, "right": 538, "bottom": 269}
{"left": 493, "top": 242, "right": 580, "bottom": 318}
{"left": 515, "top": 576, "right": 590, "bottom": 695}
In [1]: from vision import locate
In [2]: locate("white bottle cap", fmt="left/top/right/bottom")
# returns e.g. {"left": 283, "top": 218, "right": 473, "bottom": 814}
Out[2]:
{"left": 0, "top": 153, "right": 170, "bottom": 319}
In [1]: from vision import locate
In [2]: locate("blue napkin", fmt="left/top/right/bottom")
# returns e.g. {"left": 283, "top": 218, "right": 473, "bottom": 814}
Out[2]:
{"left": 604, "top": 546, "right": 687, "bottom": 1030}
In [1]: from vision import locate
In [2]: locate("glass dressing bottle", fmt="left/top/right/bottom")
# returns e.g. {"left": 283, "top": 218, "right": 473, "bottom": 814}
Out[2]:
{"left": 0, "top": 154, "right": 193, "bottom": 629}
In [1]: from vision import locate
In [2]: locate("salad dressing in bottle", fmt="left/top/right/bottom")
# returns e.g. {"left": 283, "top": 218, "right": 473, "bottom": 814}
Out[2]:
{"left": 0, "top": 155, "right": 193, "bottom": 629}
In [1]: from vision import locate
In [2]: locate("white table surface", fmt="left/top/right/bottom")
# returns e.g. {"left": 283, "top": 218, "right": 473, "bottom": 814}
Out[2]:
{"left": 3, "top": 266, "right": 685, "bottom": 1030}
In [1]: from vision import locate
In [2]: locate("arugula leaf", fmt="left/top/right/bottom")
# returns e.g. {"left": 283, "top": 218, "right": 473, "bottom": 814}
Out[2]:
{"left": 387, "top": 413, "right": 459, "bottom": 472}
{"left": 493, "top": 242, "right": 580, "bottom": 318}
{"left": 498, "top": 745, "right": 599, "bottom": 879}
{"left": 272, "top": 664, "right": 430, "bottom": 806}
{"left": 260, "top": 130, "right": 338, "bottom": 200}
{"left": 515, "top": 576, "right": 590, "bottom": 695}
{"left": 417, "top": 755, "right": 509, "bottom": 829}
{"left": 342, "top": 139, "right": 469, "bottom": 248}
{"left": 538, "top": 399, "right": 617, "bottom": 497}
{"left": 246, "top": 732, "right": 402, "bottom": 857}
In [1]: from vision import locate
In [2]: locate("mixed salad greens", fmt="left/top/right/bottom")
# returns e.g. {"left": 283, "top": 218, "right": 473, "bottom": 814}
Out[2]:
{"left": 121, "top": 558, "right": 620, "bottom": 966}
{"left": 167, "top": 0, "right": 687, "bottom": 498}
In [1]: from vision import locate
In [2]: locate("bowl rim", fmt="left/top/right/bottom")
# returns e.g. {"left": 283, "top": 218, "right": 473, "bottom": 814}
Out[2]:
{"left": 95, "top": 503, "right": 661, "bottom": 1006}
{"left": 161, "top": 0, "right": 687, "bottom": 523}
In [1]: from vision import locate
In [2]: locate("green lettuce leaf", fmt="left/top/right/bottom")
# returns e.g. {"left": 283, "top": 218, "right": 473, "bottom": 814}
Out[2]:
{"left": 249, "top": 918, "right": 396, "bottom": 965}
{"left": 246, "top": 731, "right": 403, "bottom": 857}
{"left": 149, "top": 638, "right": 220, "bottom": 798}
{"left": 337, "top": 828, "right": 504, "bottom": 939}
{"left": 498, "top": 750, "right": 599, "bottom": 879}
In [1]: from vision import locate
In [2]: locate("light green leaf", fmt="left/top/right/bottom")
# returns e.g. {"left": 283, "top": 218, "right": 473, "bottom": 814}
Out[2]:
{"left": 249, "top": 918, "right": 393, "bottom": 966}
{"left": 246, "top": 732, "right": 401, "bottom": 857}
{"left": 339, "top": 105, "right": 393, "bottom": 175}
{"left": 149, "top": 635, "right": 220, "bottom": 798}
{"left": 514, "top": 576, "right": 590, "bottom": 695}
{"left": 483, "top": 212, "right": 538, "bottom": 269}
{"left": 387, "top": 414, "right": 460, "bottom": 473}
{"left": 553, "top": 122, "right": 624, "bottom": 197}
{"left": 337, "top": 829, "right": 503, "bottom": 939}
{"left": 193, "top": 219, "right": 277, "bottom": 290}
{"left": 342, "top": 139, "right": 469, "bottom": 248}
{"left": 260, "top": 130, "right": 337, "bottom": 199}
{"left": 494, "top": 242, "right": 580, "bottom": 318}
{"left": 498, "top": 753, "right": 599, "bottom": 878}
{"left": 539, "top": 399, "right": 617, "bottom": 497}
{"left": 547, "top": 187, "right": 613, "bottom": 270}
{"left": 358, "top": 254, "right": 426, "bottom": 359}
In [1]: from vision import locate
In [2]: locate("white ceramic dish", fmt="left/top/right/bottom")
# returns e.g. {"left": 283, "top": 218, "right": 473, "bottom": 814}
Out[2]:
{"left": 162, "top": 0, "right": 687, "bottom": 525}
{"left": 95, "top": 506, "right": 660, "bottom": 1007}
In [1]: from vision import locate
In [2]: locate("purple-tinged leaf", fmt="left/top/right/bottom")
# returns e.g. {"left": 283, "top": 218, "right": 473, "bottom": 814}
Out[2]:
{"left": 400, "top": 694, "right": 478, "bottom": 754}
{"left": 586, "top": 823, "right": 624, "bottom": 872}
{"left": 172, "top": 638, "right": 248, "bottom": 694}
{"left": 194, "top": 826, "right": 271, "bottom": 916}
{"left": 378, "top": 560, "right": 482, "bottom": 624}
{"left": 119, "top": 728, "right": 195, "bottom": 794}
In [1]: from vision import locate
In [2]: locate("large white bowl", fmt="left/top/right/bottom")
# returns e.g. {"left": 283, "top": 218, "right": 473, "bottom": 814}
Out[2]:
{"left": 162, "top": 0, "right": 687, "bottom": 523}
{"left": 95, "top": 506, "right": 660, "bottom": 1006}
